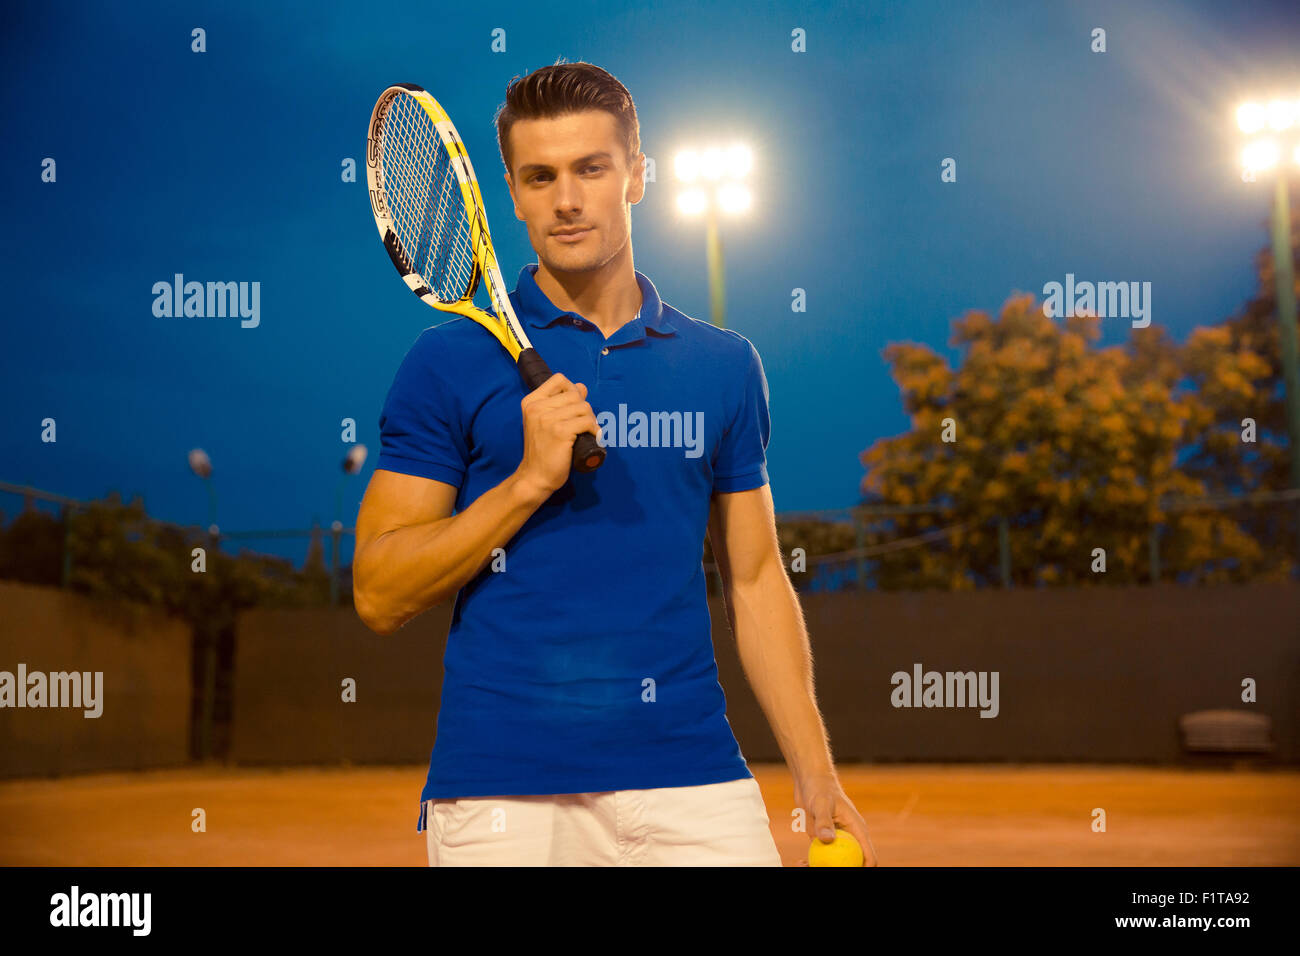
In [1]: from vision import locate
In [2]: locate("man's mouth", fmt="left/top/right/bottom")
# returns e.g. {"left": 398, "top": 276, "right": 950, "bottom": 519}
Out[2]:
{"left": 552, "top": 227, "right": 593, "bottom": 243}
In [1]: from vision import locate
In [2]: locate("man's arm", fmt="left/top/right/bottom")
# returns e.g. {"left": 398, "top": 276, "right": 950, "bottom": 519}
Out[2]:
{"left": 354, "top": 372, "right": 599, "bottom": 635}
{"left": 706, "top": 484, "right": 834, "bottom": 780}
{"left": 353, "top": 468, "right": 548, "bottom": 635}
{"left": 708, "top": 484, "right": 878, "bottom": 863}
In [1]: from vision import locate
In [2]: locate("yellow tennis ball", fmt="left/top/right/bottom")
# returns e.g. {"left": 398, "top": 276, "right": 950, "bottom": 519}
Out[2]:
{"left": 808, "top": 828, "right": 864, "bottom": 867}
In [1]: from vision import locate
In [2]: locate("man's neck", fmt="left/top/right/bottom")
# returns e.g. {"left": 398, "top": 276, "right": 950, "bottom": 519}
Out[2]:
{"left": 533, "top": 248, "right": 644, "bottom": 340}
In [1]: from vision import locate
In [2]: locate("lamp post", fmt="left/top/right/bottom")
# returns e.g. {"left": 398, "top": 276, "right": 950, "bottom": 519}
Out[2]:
{"left": 187, "top": 447, "right": 218, "bottom": 761}
{"left": 188, "top": 448, "right": 217, "bottom": 531}
{"left": 330, "top": 444, "right": 367, "bottom": 606}
{"left": 1237, "top": 96, "right": 1300, "bottom": 569}
{"left": 673, "top": 144, "right": 754, "bottom": 329}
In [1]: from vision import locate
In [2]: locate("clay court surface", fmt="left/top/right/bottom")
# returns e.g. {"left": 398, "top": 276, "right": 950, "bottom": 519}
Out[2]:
{"left": 2, "top": 763, "right": 1296, "bottom": 866}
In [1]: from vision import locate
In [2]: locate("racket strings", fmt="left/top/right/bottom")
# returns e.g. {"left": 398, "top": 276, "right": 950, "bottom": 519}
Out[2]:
{"left": 381, "top": 95, "right": 475, "bottom": 302}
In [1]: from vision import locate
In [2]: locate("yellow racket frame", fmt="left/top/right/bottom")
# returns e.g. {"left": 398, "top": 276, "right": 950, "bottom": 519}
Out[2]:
{"left": 366, "top": 83, "right": 531, "bottom": 361}
{"left": 365, "top": 82, "right": 607, "bottom": 474}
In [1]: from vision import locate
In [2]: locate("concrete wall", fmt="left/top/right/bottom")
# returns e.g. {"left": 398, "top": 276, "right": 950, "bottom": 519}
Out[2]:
{"left": 229, "top": 606, "right": 445, "bottom": 764}
{"left": 231, "top": 582, "right": 1299, "bottom": 767}
{"left": 0, "top": 581, "right": 192, "bottom": 777}
{"left": 717, "top": 582, "right": 1299, "bottom": 764}
{"left": 9, "top": 578, "right": 1289, "bottom": 778}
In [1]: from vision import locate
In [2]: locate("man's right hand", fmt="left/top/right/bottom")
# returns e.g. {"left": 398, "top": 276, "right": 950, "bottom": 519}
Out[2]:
{"left": 516, "top": 372, "right": 601, "bottom": 500}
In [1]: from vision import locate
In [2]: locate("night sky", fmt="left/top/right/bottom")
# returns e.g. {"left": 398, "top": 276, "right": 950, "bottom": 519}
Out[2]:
{"left": 2, "top": 0, "right": 1297, "bottom": 565}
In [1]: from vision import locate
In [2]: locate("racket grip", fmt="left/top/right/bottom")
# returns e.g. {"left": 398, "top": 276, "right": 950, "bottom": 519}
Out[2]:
{"left": 571, "top": 432, "right": 606, "bottom": 473}
{"left": 516, "top": 348, "right": 606, "bottom": 473}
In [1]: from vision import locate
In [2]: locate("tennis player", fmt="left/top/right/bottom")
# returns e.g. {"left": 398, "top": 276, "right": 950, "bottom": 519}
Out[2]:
{"left": 354, "top": 60, "right": 875, "bottom": 867}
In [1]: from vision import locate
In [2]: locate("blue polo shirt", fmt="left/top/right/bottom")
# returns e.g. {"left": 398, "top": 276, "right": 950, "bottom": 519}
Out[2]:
{"left": 375, "top": 263, "right": 771, "bottom": 830}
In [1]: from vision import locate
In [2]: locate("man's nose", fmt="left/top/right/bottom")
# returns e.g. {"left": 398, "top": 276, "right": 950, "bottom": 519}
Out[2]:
{"left": 554, "top": 173, "right": 582, "bottom": 213}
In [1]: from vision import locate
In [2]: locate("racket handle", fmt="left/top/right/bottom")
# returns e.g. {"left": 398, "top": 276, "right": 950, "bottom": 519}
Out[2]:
{"left": 571, "top": 432, "right": 606, "bottom": 473}
{"left": 516, "top": 348, "right": 607, "bottom": 473}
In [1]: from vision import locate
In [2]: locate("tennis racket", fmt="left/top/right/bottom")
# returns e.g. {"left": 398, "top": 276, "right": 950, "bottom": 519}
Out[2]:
{"left": 366, "top": 82, "right": 606, "bottom": 473}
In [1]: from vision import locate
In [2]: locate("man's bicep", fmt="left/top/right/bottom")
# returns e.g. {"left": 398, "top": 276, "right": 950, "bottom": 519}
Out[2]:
{"left": 708, "top": 485, "right": 781, "bottom": 589}
{"left": 357, "top": 468, "right": 458, "bottom": 545}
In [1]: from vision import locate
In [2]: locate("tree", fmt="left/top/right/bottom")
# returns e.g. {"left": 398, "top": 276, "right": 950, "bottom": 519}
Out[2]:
{"left": 1175, "top": 185, "right": 1299, "bottom": 577}
{"left": 0, "top": 492, "right": 350, "bottom": 758}
{"left": 0, "top": 508, "right": 64, "bottom": 586}
{"left": 858, "top": 293, "right": 1275, "bottom": 588}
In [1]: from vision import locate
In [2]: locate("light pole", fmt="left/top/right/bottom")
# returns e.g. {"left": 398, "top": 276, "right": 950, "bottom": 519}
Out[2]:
{"left": 1237, "top": 96, "right": 1300, "bottom": 569}
{"left": 187, "top": 447, "right": 218, "bottom": 761}
{"left": 673, "top": 144, "right": 754, "bottom": 329}
{"left": 331, "top": 444, "right": 367, "bottom": 606}
{"left": 188, "top": 448, "right": 217, "bottom": 532}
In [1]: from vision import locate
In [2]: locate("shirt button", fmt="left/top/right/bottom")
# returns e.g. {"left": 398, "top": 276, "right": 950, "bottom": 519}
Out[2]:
{"left": 601, "top": 347, "right": 610, "bottom": 355}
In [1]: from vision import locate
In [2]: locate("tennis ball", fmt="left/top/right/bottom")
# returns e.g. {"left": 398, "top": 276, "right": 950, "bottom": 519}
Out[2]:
{"left": 807, "top": 828, "right": 864, "bottom": 867}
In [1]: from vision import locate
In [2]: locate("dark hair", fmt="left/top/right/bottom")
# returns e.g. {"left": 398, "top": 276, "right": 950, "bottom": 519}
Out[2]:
{"left": 495, "top": 59, "right": 641, "bottom": 179}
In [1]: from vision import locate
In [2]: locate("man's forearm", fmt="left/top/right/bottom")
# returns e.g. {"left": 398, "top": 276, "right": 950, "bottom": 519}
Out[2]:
{"left": 722, "top": 562, "right": 836, "bottom": 780}
{"left": 356, "top": 472, "right": 548, "bottom": 633}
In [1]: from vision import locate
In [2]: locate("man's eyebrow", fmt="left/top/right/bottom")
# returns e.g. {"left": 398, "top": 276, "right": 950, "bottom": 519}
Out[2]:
{"left": 517, "top": 152, "right": 615, "bottom": 177}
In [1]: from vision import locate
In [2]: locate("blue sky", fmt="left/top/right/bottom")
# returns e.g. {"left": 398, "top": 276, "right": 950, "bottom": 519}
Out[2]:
{"left": 1, "top": 0, "right": 1297, "bottom": 565}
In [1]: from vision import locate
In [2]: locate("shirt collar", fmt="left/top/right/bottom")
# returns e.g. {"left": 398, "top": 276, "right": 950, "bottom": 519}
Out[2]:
{"left": 515, "top": 263, "right": 676, "bottom": 337}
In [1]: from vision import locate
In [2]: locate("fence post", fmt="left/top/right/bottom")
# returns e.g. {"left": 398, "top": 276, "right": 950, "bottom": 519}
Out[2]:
{"left": 329, "top": 521, "right": 341, "bottom": 606}
{"left": 998, "top": 515, "right": 1011, "bottom": 588}
{"left": 60, "top": 503, "right": 72, "bottom": 588}
{"left": 1148, "top": 524, "right": 1161, "bottom": 583}
{"left": 198, "top": 525, "right": 220, "bottom": 762}
{"left": 854, "top": 508, "right": 866, "bottom": 590}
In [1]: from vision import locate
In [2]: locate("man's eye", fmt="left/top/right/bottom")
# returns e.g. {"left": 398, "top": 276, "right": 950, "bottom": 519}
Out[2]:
{"left": 531, "top": 166, "right": 603, "bottom": 183}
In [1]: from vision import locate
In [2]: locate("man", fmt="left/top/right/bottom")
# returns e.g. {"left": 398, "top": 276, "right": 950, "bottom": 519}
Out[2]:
{"left": 353, "top": 60, "right": 875, "bottom": 866}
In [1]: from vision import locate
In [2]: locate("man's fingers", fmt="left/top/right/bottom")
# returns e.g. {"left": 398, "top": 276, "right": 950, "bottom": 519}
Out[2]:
{"left": 528, "top": 406, "right": 600, "bottom": 442}
{"left": 842, "top": 820, "right": 879, "bottom": 866}
{"left": 811, "top": 793, "right": 837, "bottom": 842}
{"left": 524, "top": 380, "right": 591, "bottom": 413}
{"left": 525, "top": 373, "right": 587, "bottom": 401}
{"left": 555, "top": 412, "right": 601, "bottom": 440}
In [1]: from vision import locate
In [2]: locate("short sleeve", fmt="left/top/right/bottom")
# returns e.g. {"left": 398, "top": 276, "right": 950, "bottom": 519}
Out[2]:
{"left": 712, "top": 340, "right": 771, "bottom": 493}
{"left": 376, "top": 330, "right": 470, "bottom": 487}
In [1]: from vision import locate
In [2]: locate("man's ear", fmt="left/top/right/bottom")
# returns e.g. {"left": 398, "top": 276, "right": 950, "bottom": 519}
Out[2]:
{"left": 627, "top": 153, "right": 647, "bottom": 205}
{"left": 504, "top": 170, "right": 524, "bottom": 221}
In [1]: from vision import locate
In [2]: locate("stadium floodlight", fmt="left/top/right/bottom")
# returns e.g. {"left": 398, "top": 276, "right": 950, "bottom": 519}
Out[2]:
{"left": 188, "top": 447, "right": 217, "bottom": 531}
{"left": 1237, "top": 102, "right": 1266, "bottom": 134}
{"left": 676, "top": 189, "right": 709, "bottom": 215}
{"left": 717, "top": 183, "right": 752, "bottom": 214}
{"left": 726, "top": 144, "right": 753, "bottom": 178}
{"left": 188, "top": 448, "right": 212, "bottom": 480}
{"left": 672, "top": 140, "right": 755, "bottom": 329}
{"left": 1242, "top": 139, "right": 1281, "bottom": 173}
{"left": 674, "top": 150, "right": 701, "bottom": 183}
{"left": 1265, "top": 98, "right": 1295, "bottom": 131}
{"left": 1233, "top": 95, "right": 1300, "bottom": 549}
{"left": 343, "top": 444, "right": 368, "bottom": 474}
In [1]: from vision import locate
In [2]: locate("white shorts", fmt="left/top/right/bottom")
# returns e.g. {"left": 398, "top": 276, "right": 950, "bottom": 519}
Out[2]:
{"left": 423, "top": 776, "right": 783, "bottom": 866}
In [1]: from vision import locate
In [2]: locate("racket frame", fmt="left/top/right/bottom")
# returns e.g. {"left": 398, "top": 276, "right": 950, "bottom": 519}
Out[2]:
{"left": 366, "top": 82, "right": 606, "bottom": 473}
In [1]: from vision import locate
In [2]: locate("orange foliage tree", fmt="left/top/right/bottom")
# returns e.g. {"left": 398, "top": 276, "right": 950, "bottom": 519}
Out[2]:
{"left": 859, "top": 287, "right": 1294, "bottom": 588}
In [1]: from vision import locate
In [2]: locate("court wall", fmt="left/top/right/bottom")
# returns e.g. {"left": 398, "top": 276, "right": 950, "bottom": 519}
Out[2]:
{"left": 0, "top": 580, "right": 191, "bottom": 777}
{"left": 229, "top": 582, "right": 1299, "bottom": 766}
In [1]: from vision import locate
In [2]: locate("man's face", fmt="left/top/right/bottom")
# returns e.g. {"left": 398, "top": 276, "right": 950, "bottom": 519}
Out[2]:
{"left": 504, "top": 109, "right": 645, "bottom": 274}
